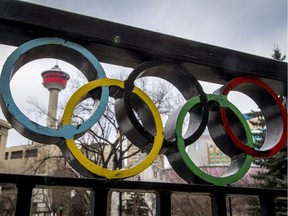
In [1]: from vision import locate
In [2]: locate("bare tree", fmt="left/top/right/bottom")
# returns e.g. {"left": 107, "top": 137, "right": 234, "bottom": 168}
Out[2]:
{"left": 22, "top": 70, "right": 181, "bottom": 215}
{"left": 0, "top": 186, "right": 17, "bottom": 216}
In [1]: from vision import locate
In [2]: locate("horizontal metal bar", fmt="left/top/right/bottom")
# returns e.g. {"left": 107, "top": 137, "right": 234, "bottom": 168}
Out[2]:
{"left": 0, "top": 0, "right": 286, "bottom": 95}
{"left": 0, "top": 173, "right": 286, "bottom": 198}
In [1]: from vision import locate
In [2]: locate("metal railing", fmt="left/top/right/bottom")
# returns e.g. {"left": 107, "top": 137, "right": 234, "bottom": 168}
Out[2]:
{"left": 0, "top": 173, "right": 287, "bottom": 216}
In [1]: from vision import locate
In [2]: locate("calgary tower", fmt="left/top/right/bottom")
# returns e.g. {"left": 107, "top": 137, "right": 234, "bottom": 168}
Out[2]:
{"left": 41, "top": 63, "right": 70, "bottom": 128}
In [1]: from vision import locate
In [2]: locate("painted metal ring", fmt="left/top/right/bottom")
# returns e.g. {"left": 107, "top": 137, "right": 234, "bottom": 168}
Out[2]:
{"left": 174, "top": 94, "right": 253, "bottom": 185}
{"left": 61, "top": 78, "right": 163, "bottom": 179}
{"left": 116, "top": 60, "right": 208, "bottom": 153}
{"left": 0, "top": 37, "right": 109, "bottom": 145}
{"left": 214, "top": 77, "right": 287, "bottom": 157}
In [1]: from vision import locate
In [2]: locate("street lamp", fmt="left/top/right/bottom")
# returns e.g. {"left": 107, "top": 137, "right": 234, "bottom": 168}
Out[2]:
{"left": 59, "top": 203, "right": 64, "bottom": 216}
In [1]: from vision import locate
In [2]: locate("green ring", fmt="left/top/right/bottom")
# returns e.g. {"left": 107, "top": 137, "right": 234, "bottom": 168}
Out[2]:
{"left": 176, "top": 94, "right": 253, "bottom": 185}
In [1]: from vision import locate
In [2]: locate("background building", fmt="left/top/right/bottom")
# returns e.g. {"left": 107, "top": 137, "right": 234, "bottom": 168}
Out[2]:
{"left": 0, "top": 119, "right": 11, "bottom": 173}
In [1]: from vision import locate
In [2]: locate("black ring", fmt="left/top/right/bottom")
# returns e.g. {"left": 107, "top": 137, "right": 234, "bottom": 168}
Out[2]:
{"left": 115, "top": 60, "right": 208, "bottom": 153}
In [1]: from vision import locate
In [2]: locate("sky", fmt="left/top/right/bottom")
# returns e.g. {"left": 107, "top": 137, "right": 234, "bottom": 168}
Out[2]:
{"left": 0, "top": 0, "right": 287, "bottom": 146}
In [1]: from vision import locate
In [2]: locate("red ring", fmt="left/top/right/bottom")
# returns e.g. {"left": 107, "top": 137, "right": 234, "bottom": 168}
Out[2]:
{"left": 219, "top": 77, "right": 287, "bottom": 157}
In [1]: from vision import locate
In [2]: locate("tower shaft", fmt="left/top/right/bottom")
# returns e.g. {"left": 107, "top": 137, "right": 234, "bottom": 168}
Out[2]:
{"left": 47, "top": 89, "right": 59, "bottom": 128}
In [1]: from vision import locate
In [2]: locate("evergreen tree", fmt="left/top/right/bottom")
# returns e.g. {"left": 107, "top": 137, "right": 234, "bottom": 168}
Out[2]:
{"left": 252, "top": 144, "right": 287, "bottom": 189}
{"left": 272, "top": 45, "right": 287, "bottom": 108}
{"left": 251, "top": 45, "right": 287, "bottom": 189}
{"left": 250, "top": 46, "right": 287, "bottom": 214}
{"left": 271, "top": 45, "right": 286, "bottom": 61}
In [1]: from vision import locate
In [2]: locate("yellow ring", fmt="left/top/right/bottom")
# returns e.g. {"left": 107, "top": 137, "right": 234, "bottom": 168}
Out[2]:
{"left": 62, "top": 78, "right": 163, "bottom": 179}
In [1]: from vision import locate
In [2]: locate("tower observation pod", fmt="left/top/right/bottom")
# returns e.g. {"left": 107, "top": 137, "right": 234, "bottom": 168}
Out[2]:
{"left": 41, "top": 64, "right": 70, "bottom": 128}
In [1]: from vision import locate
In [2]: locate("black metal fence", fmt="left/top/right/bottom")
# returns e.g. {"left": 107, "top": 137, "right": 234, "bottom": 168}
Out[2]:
{"left": 0, "top": 173, "right": 287, "bottom": 216}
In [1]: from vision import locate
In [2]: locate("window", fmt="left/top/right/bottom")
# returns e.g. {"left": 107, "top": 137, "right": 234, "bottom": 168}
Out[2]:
{"left": 10, "top": 151, "right": 23, "bottom": 159}
{"left": 4, "top": 152, "right": 9, "bottom": 160}
{"left": 25, "top": 149, "right": 38, "bottom": 158}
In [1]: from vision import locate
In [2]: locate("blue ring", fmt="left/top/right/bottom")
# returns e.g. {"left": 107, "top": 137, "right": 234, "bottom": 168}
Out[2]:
{"left": 0, "top": 38, "right": 108, "bottom": 144}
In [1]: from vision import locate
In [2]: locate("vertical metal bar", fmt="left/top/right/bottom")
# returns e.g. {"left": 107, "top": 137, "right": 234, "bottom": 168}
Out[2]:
{"left": 156, "top": 191, "right": 172, "bottom": 216}
{"left": 259, "top": 194, "right": 276, "bottom": 216}
{"left": 15, "top": 183, "right": 33, "bottom": 216}
{"left": 119, "top": 191, "right": 122, "bottom": 216}
{"left": 93, "top": 187, "right": 109, "bottom": 216}
{"left": 228, "top": 196, "right": 233, "bottom": 216}
{"left": 211, "top": 192, "right": 227, "bottom": 216}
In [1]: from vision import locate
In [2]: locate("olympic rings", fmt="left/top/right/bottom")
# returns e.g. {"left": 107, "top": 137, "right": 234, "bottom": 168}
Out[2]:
{"left": 61, "top": 78, "right": 163, "bottom": 179}
{"left": 0, "top": 38, "right": 287, "bottom": 184}
{"left": 0, "top": 38, "right": 109, "bottom": 144}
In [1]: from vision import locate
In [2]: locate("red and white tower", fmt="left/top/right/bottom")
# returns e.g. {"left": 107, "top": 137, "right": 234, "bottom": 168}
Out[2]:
{"left": 41, "top": 64, "right": 70, "bottom": 128}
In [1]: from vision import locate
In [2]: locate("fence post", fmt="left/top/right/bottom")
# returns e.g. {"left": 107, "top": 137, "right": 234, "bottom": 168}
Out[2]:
{"left": 156, "top": 191, "right": 172, "bottom": 216}
{"left": 259, "top": 194, "right": 276, "bottom": 216}
{"left": 15, "top": 182, "right": 33, "bottom": 216}
{"left": 211, "top": 192, "right": 227, "bottom": 216}
{"left": 93, "top": 187, "right": 109, "bottom": 216}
